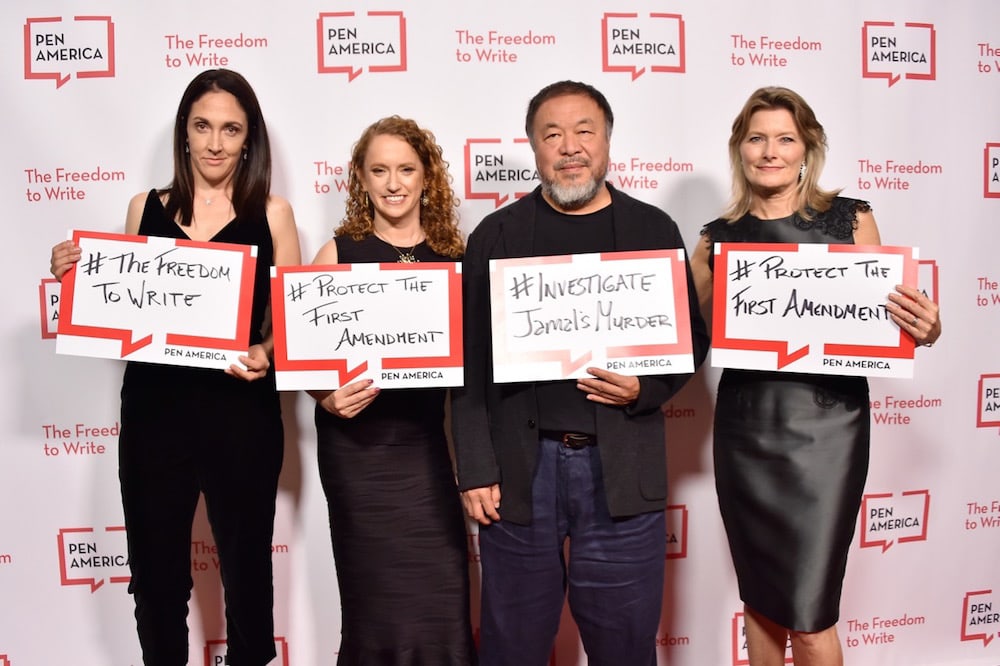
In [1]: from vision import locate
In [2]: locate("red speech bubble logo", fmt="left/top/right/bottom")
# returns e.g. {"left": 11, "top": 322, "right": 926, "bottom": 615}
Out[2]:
{"left": 665, "top": 504, "right": 688, "bottom": 560}
{"left": 602, "top": 12, "right": 686, "bottom": 80}
{"left": 24, "top": 16, "right": 115, "bottom": 89}
{"left": 464, "top": 138, "right": 537, "bottom": 208}
{"left": 860, "top": 490, "right": 930, "bottom": 552}
{"left": 205, "top": 637, "right": 289, "bottom": 666}
{"left": 731, "top": 612, "right": 793, "bottom": 665}
{"left": 39, "top": 278, "right": 60, "bottom": 339}
{"left": 58, "top": 526, "right": 129, "bottom": 593}
{"left": 862, "top": 21, "right": 935, "bottom": 87}
{"left": 977, "top": 374, "right": 1000, "bottom": 430}
{"left": 984, "top": 143, "right": 1000, "bottom": 199}
{"left": 961, "top": 590, "right": 998, "bottom": 646}
{"left": 316, "top": 11, "right": 407, "bottom": 81}
{"left": 917, "top": 259, "right": 939, "bottom": 305}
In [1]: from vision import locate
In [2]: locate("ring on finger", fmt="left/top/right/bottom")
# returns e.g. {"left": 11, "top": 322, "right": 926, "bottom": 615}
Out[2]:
{"left": 911, "top": 317, "right": 918, "bottom": 326}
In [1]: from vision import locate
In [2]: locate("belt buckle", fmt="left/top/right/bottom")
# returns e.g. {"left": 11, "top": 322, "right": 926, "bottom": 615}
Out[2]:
{"left": 561, "top": 433, "right": 592, "bottom": 449}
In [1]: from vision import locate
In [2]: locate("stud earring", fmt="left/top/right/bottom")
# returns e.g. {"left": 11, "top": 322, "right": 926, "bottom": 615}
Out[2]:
{"left": 184, "top": 142, "right": 189, "bottom": 154}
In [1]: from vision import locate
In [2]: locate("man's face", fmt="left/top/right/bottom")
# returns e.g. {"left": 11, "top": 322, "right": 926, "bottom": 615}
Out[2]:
{"left": 530, "top": 93, "right": 610, "bottom": 212}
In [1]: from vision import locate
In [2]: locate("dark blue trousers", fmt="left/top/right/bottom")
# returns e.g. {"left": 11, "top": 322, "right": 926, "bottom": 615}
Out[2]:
{"left": 478, "top": 436, "right": 665, "bottom": 666}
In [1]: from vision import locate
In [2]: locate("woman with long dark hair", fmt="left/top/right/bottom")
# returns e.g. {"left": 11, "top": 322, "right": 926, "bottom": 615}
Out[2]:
{"left": 50, "top": 68, "right": 300, "bottom": 666}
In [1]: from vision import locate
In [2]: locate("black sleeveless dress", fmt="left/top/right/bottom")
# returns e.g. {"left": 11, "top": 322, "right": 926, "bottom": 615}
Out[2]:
{"left": 118, "top": 190, "right": 283, "bottom": 664}
{"left": 314, "top": 235, "right": 477, "bottom": 665}
{"left": 120, "top": 191, "right": 280, "bottom": 408}
{"left": 702, "top": 198, "right": 871, "bottom": 632}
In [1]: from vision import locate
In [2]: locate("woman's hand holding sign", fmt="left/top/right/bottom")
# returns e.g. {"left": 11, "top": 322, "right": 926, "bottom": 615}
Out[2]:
{"left": 309, "top": 379, "right": 381, "bottom": 419}
{"left": 227, "top": 344, "right": 271, "bottom": 382}
{"left": 887, "top": 283, "right": 941, "bottom": 347}
{"left": 50, "top": 239, "right": 81, "bottom": 281}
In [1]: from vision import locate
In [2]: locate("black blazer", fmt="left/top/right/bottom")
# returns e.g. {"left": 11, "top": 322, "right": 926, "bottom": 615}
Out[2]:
{"left": 452, "top": 185, "right": 710, "bottom": 524}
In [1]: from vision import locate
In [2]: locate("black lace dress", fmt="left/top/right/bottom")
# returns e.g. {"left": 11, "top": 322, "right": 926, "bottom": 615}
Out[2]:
{"left": 314, "top": 234, "right": 477, "bottom": 665}
{"left": 702, "top": 197, "right": 872, "bottom": 632}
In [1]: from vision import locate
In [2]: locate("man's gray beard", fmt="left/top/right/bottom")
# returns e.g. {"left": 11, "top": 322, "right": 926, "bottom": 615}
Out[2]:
{"left": 543, "top": 176, "right": 604, "bottom": 211}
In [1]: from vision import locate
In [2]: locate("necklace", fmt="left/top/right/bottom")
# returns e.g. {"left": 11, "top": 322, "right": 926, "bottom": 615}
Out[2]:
{"left": 200, "top": 192, "right": 230, "bottom": 206}
{"left": 374, "top": 230, "right": 421, "bottom": 263}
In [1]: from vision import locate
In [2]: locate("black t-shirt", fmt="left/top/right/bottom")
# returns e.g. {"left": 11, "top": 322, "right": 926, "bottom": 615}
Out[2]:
{"left": 532, "top": 194, "right": 614, "bottom": 434}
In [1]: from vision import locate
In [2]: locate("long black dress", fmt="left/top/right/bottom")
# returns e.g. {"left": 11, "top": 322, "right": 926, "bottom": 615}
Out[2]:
{"left": 702, "top": 197, "right": 871, "bottom": 632}
{"left": 119, "top": 190, "right": 283, "bottom": 665}
{"left": 314, "top": 235, "right": 477, "bottom": 665}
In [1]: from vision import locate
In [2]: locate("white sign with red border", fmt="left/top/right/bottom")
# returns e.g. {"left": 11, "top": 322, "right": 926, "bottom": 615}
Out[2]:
{"left": 271, "top": 262, "right": 463, "bottom": 390}
{"left": 711, "top": 242, "right": 919, "bottom": 377}
{"left": 56, "top": 230, "right": 257, "bottom": 369}
{"left": 489, "top": 249, "right": 694, "bottom": 383}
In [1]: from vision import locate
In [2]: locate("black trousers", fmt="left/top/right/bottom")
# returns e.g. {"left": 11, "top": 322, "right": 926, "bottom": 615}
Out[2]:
{"left": 119, "top": 382, "right": 283, "bottom": 666}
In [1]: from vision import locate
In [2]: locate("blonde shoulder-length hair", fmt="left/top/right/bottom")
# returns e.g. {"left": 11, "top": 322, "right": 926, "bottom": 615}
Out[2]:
{"left": 722, "top": 86, "right": 840, "bottom": 221}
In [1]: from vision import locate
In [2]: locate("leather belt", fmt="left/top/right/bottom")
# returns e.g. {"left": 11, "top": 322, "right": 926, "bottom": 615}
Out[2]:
{"left": 539, "top": 430, "right": 597, "bottom": 449}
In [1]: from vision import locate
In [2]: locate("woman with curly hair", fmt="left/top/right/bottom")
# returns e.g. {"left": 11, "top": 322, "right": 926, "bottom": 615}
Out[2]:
{"left": 308, "top": 116, "right": 477, "bottom": 665}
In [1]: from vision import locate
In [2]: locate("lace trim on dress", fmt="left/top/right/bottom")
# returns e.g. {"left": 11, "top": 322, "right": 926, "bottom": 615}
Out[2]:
{"left": 700, "top": 197, "right": 871, "bottom": 243}
{"left": 794, "top": 198, "right": 871, "bottom": 240}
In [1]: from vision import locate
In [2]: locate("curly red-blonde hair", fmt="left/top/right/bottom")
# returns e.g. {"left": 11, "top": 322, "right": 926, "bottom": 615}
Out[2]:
{"left": 335, "top": 116, "right": 463, "bottom": 258}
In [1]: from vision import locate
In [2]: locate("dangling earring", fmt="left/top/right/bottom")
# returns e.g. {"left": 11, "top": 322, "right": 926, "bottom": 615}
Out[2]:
{"left": 421, "top": 194, "right": 429, "bottom": 206}
{"left": 242, "top": 147, "right": 248, "bottom": 161}
{"left": 799, "top": 162, "right": 807, "bottom": 182}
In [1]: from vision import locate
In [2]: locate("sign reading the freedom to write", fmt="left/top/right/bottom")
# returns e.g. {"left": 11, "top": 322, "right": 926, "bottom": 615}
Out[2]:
{"left": 711, "top": 242, "right": 919, "bottom": 377}
{"left": 489, "top": 250, "right": 695, "bottom": 383}
{"left": 56, "top": 230, "right": 258, "bottom": 369}
{"left": 271, "top": 262, "right": 463, "bottom": 390}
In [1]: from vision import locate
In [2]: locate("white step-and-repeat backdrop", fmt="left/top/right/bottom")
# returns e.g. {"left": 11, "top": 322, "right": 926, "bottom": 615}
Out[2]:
{"left": 3, "top": 1, "right": 999, "bottom": 664}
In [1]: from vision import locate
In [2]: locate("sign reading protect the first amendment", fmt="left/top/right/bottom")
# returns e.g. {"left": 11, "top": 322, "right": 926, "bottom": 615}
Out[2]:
{"left": 489, "top": 250, "right": 695, "bottom": 383}
{"left": 270, "top": 262, "right": 463, "bottom": 390}
{"left": 56, "top": 230, "right": 258, "bottom": 369}
{"left": 711, "top": 242, "right": 919, "bottom": 378}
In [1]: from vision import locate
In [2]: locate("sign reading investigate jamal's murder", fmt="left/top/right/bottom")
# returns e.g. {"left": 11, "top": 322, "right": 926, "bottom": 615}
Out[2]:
{"left": 55, "top": 230, "right": 258, "bottom": 369}
{"left": 488, "top": 250, "right": 695, "bottom": 383}
{"left": 270, "top": 262, "right": 463, "bottom": 390}
{"left": 711, "top": 242, "right": 920, "bottom": 378}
